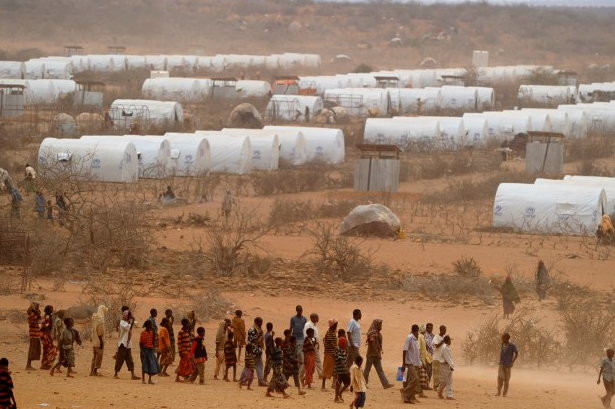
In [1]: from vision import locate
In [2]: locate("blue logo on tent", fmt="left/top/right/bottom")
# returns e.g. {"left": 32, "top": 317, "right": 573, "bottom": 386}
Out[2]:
{"left": 253, "top": 150, "right": 261, "bottom": 160}
{"left": 494, "top": 204, "right": 503, "bottom": 216}
{"left": 524, "top": 207, "right": 536, "bottom": 218}
{"left": 185, "top": 154, "right": 193, "bottom": 163}
{"left": 91, "top": 158, "right": 101, "bottom": 168}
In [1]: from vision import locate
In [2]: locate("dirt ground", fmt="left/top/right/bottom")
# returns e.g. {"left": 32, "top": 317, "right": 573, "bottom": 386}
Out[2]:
{"left": 0, "top": 288, "right": 602, "bottom": 409}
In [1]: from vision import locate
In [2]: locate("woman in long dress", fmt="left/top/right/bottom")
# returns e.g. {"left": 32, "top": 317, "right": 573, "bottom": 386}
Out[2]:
{"left": 40, "top": 305, "right": 57, "bottom": 370}
{"left": 500, "top": 275, "right": 521, "bottom": 319}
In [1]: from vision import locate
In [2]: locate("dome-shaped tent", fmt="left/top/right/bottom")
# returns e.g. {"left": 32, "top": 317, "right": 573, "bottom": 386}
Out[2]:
{"left": 389, "top": 88, "right": 442, "bottom": 114}
{"left": 364, "top": 118, "right": 441, "bottom": 151}
{"left": 436, "top": 86, "right": 479, "bottom": 111}
{"left": 462, "top": 117, "right": 489, "bottom": 147}
{"left": 0, "top": 61, "right": 25, "bottom": 79}
{"left": 520, "top": 108, "right": 571, "bottom": 137}
{"left": 395, "top": 116, "right": 465, "bottom": 149}
{"left": 87, "top": 55, "right": 127, "bottom": 72}
{"left": 463, "top": 112, "right": 532, "bottom": 143}
{"left": 263, "top": 125, "right": 344, "bottom": 164}
{"left": 163, "top": 132, "right": 212, "bottom": 176}
{"left": 110, "top": 99, "right": 184, "bottom": 129}
{"left": 38, "top": 137, "right": 138, "bottom": 183}
{"left": 220, "top": 128, "right": 280, "bottom": 170}
{"left": 235, "top": 80, "right": 272, "bottom": 98}
{"left": 324, "top": 88, "right": 390, "bottom": 117}
{"left": 493, "top": 183, "right": 606, "bottom": 236}
{"left": 195, "top": 131, "right": 252, "bottom": 174}
{"left": 536, "top": 177, "right": 615, "bottom": 218}
{"left": 142, "top": 78, "right": 207, "bottom": 102}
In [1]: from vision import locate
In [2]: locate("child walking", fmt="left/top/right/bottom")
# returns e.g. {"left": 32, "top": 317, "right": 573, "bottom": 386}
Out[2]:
{"left": 139, "top": 320, "right": 160, "bottom": 384}
{"left": 224, "top": 331, "right": 237, "bottom": 382}
{"left": 302, "top": 327, "right": 318, "bottom": 388}
{"left": 335, "top": 330, "right": 351, "bottom": 403}
{"left": 239, "top": 344, "right": 256, "bottom": 390}
{"left": 266, "top": 337, "right": 290, "bottom": 399}
{"left": 189, "top": 327, "right": 208, "bottom": 385}
{"left": 350, "top": 356, "right": 367, "bottom": 409}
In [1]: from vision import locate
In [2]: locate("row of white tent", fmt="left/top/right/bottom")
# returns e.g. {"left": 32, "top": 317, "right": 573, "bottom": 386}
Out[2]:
{"left": 517, "top": 85, "right": 578, "bottom": 105}
{"left": 0, "top": 53, "right": 322, "bottom": 80}
{"left": 578, "top": 82, "right": 615, "bottom": 102}
{"left": 493, "top": 176, "right": 615, "bottom": 236}
{"left": 142, "top": 77, "right": 273, "bottom": 101}
{"left": 0, "top": 79, "right": 78, "bottom": 104}
{"left": 297, "top": 65, "right": 555, "bottom": 92}
{"left": 363, "top": 100, "right": 615, "bottom": 151}
{"left": 37, "top": 126, "right": 345, "bottom": 182}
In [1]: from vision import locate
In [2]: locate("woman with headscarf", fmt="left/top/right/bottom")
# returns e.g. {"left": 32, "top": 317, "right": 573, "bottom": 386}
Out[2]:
{"left": 535, "top": 260, "right": 551, "bottom": 301}
{"left": 363, "top": 319, "right": 394, "bottom": 389}
{"left": 90, "top": 305, "right": 108, "bottom": 376}
{"left": 175, "top": 318, "right": 195, "bottom": 383}
{"left": 158, "top": 317, "right": 173, "bottom": 376}
{"left": 500, "top": 275, "right": 521, "bottom": 319}
{"left": 322, "top": 319, "right": 338, "bottom": 390}
{"left": 40, "top": 305, "right": 57, "bottom": 370}
{"left": 26, "top": 302, "right": 41, "bottom": 370}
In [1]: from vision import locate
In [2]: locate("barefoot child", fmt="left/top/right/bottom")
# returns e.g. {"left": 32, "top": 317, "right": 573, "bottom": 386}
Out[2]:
{"left": 350, "top": 356, "right": 367, "bottom": 409}
{"left": 224, "top": 331, "right": 237, "bottom": 382}
{"left": 50, "top": 318, "right": 81, "bottom": 378}
{"left": 239, "top": 344, "right": 256, "bottom": 390}
{"left": 303, "top": 327, "right": 318, "bottom": 388}
{"left": 189, "top": 327, "right": 208, "bottom": 385}
{"left": 175, "top": 318, "right": 194, "bottom": 383}
{"left": 139, "top": 320, "right": 160, "bottom": 384}
{"left": 266, "top": 337, "right": 290, "bottom": 398}
{"left": 158, "top": 318, "right": 173, "bottom": 377}
{"left": 283, "top": 334, "right": 306, "bottom": 396}
{"left": 335, "top": 330, "right": 351, "bottom": 403}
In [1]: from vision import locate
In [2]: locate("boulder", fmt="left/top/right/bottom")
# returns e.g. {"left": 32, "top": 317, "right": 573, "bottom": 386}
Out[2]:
{"left": 227, "top": 103, "right": 263, "bottom": 129}
{"left": 340, "top": 204, "right": 401, "bottom": 238}
{"left": 53, "top": 113, "right": 76, "bottom": 136}
{"left": 76, "top": 112, "right": 105, "bottom": 133}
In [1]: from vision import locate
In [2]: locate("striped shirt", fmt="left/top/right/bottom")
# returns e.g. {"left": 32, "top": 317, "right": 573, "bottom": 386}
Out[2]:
{"left": 0, "top": 367, "right": 13, "bottom": 407}
{"left": 177, "top": 329, "right": 191, "bottom": 356}
{"left": 245, "top": 350, "right": 256, "bottom": 370}
{"left": 140, "top": 330, "right": 154, "bottom": 348}
{"left": 334, "top": 346, "right": 349, "bottom": 375}
{"left": 224, "top": 340, "right": 237, "bottom": 366}
{"left": 323, "top": 329, "right": 337, "bottom": 355}
{"left": 28, "top": 310, "right": 41, "bottom": 338}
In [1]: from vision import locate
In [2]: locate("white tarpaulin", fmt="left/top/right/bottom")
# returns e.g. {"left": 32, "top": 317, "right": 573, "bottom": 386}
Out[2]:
{"left": 163, "top": 132, "right": 211, "bottom": 176}
{"left": 142, "top": 78, "right": 207, "bottom": 102}
{"left": 364, "top": 118, "right": 441, "bottom": 151}
{"left": 81, "top": 135, "right": 171, "bottom": 179}
{"left": 220, "top": 128, "right": 280, "bottom": 170}
{"left": 263, "top": 125, "right": 345, "bottom": 164}
{"left": 394, "top": 116, "right": 465, "bottom": 149}
{"left": 38, "top": 137, "right": 138, "bottom": 183}
{"left": 493, "top": 183, "right": 606, "bottom": 236}
{"left": 0, "top": 61, "right": 25, "bottom": 79}
{"left": 195, "top": 131, "right": 252, "bottom": 174}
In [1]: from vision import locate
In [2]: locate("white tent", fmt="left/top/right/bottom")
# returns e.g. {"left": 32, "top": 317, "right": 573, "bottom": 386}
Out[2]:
{"left": 70, "top": 55, "right": 90, "bottom": 73}
{"left": 266, "top": 95, "right": 323, "bottom": 122}
{"left": 235, "top": 80, "right": 272, "bottom": 98}
{"left": 195, "top": 131, "right": 252, "bottom": 174}
{"left": 578, "top": 82, "right": 615, "bottom": 102}
{"left": 324, "top": 88, "right": 390, "bottom": 117}
{"left": 263, "top": 125, "right": 345, "bottom": 164}
{"left": 220, "top": 128, "right": 280, "bottom": 170}
{"left": 518, "top": 85, "right": 573, "bottom": 105}
{"left": 0, "top": 61, "right": 25, "bottom": 79}
{"left": 395, "top": 116, "right": 465, "bottom": 149}
{"left": 466, "top": 86, "right": 495, "bottom": 111}
{"left": 462, "top": 116, "right": 489, "bottom": 147}
{"left": 520, "top": 109, "right": 571, "bottom": 137}
{"left": 536, "top": 177, "right": 615, "bottom": 218}
{"left": 298, "top": 76, "right": 342, "bottom": 95}
{"left": 38, "top": 137, "right": 138, "bottom": 183}
{"left": 163, "top": 132, "right": 212, "bottom": 176}
{"left": 145, "top": 55, "right": 168, "bottom": 71}
{"left": 502, "top": 110, "right": 552, "bottom": 132}
{"left": 125, "top": 55, "right": 148, "bottom": 70}
{"left": 80, "top": 135, "right": 171, "bottom": 179}
{"left": 435, "top": 86, "right": 478, "bottom": 111}
{"left": 555, "top": 108, "right": 589, "bottom": 139}
{"left": 389, "top": 88, "right": 442, "bottom": 114}
{"left": 463, "top": 112, "right": 532, "bottom": 142}
{"left": 364, "top": 118, "right": 441, "bottom": 151}
{"left": 24, "top": 80, "right": 56, "bottom": 104}
{"left": 109, "top": 99, "right": 184, "bottom": 128}
{"left": 493, "top": 183, "right": 606, "bottom": 236}
{"left": 142, "top": 78, "right": 207, "bottom": 102}
{"left": 87, "top": 55, "right": 127, "bottom": 72}
{"left": 558, "top": 103, "right": 615, "bottom": 134}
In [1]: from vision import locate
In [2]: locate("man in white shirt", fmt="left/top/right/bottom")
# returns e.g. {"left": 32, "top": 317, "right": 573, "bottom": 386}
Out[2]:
{"left": 346, "top": 309, "right": 362, "bottom": 369}
{"left": 437, "top": 335, "right": 455, "bottom": 400}
{"left": 304, "top": 313, "right": 323, "bottom": 379}
{"left": 401, "top": 324, "right": 422, "bottom": 404}
{"left": 431, "top": 325, "right": 447, "bottom": 389}
{"left": 113, "top": 310, "right": 139, "bottom": 380}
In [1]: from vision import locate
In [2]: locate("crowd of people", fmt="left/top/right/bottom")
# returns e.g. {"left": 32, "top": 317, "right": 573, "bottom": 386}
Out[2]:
{"left": 0, "top": 302, "right": 540, "bottom": 409}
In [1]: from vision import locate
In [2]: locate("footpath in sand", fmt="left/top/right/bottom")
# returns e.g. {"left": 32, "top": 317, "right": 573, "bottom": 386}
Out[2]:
{"left": 0, "top": 291, "right": 602, "bottom": 409}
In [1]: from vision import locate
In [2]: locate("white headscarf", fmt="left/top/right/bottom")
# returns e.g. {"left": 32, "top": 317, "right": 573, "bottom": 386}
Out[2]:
{"left": 91, "top": 305, "right": 108, "bottom": 329}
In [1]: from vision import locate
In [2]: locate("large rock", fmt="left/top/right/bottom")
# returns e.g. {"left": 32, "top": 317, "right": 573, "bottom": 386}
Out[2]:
{"left": 340, "top": 204, "right": 401, "bottom": 238}
{"left": 227, "top": 103, "right": 263, "bottom": 129}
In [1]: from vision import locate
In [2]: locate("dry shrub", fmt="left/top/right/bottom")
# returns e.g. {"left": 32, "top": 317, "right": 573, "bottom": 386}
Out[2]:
{"left": 303, "top": 222, "right": 374, "bottom": 280}
{"left": 268, "top": 199, "right": 359, "bottom": 230}
{"left": 186, "top": 290, "right": 234, "bottom": 322}
{"left": 463, "top": 307, "right": 560, "bottom": 368}
{"left": 251, "top": 165, "right": 352, "bottom": 196}
{"left": 400, "top": 150, "right": 502, "bottom": 182}
{"left": 452, "top": 257, "right": 482, "bottom": 278}
{"left": 399, "top": 273, "right": 495, "bottom": 303}
{"left": 202, "top": 210, "right": 269, "bottom": 277}
{"left": 567, "top": 136, "right": 615, "bottom": 163}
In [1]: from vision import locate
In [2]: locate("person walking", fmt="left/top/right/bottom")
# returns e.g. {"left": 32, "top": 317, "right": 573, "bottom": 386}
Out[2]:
{"left": 363, "top": 319, "right": 394, "bottom": 389}
{"left": 175, "top": 318, "right": 195, "bottom": 383}
{"left": 248, "top": 317, "right": 268, "bottom": 386}
{"left": 598, "top": 348, "right": 615, "bottom": 408}
{"left": 214, "top": 319, "right": 231, "bottom": 380}
{"left": 139, "top": 320, "right": 160, "bottom": 384}
{"left": 144, "top": 309, "right": 159, "bottom": 360}
{"left": 40, "top": 305, "right": 57, "bottom": 370}
{"left": 437, "top": 335, "right": 455, "bottom": 400}
{"left": 346, "top": 309, "right": 362, "bottom": 369}
{"left": 164, "top": 309, "right": 176, "bottom": 362}
{"left": 50, "top": 318, "right": 81, "bottom": 378}
{"left": 188, "top": 327, "right": 207, "bottom": 385}
{"left": 158, "top": 318, "right": 173, "bottom": 377}
{"left": 535, "top": 260, "right": 551, "bottom": 301}
{"left": 334, "top": 331, "right": 351, "bottom": 403}
{"left": 418, "top": 324, "right": 431, "bottom": 390}
{"left": 265, "top": 337, "right": 290, "bottom": 398}
{"left": 496, "top": 333, "right": 518, "bottom": 397}
{"left": 304, "top": 313, "right": 323, "bottom": 380}
{"left": 322, "top": 319, "right": 338, "bottom": 390}
{"left": 290, "top": 305, "right": 307, "bottom": 379}
{"left": 224, "top": 331, "right": 238, "bottom": 382}
{"left": 263, "top": 322, "right": 275, "bottom": 382}
{"left": 9, "top": 185, "right": 22, "bottom": 219}
{"left": 26, "top": 302, "right": 41, "bottom": 370}
{"left": 431, "top": 325, "right": 447, "bottom": 389}
{"left": 424, "top": 323, "right": 435, "bottom": 386}
{"left": 34, "top": 191, "right": 45, "bottom": 219}
{"left": 350, "top": 356, "right": 368, "bottom": 409}
{"left": 500, "top": 275, "right": 520, "bottom": 319}
{"left": 401, "top": 324, "right": 423, "bottom": 404}
{"left": 232, "top": 310, "right": 247, "bottom": 362}
{"left": 114, "top": 310, "right": 139, "bottom": 380}
{"left": 90, "top": 305, "right": 108, "bottom": 376}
